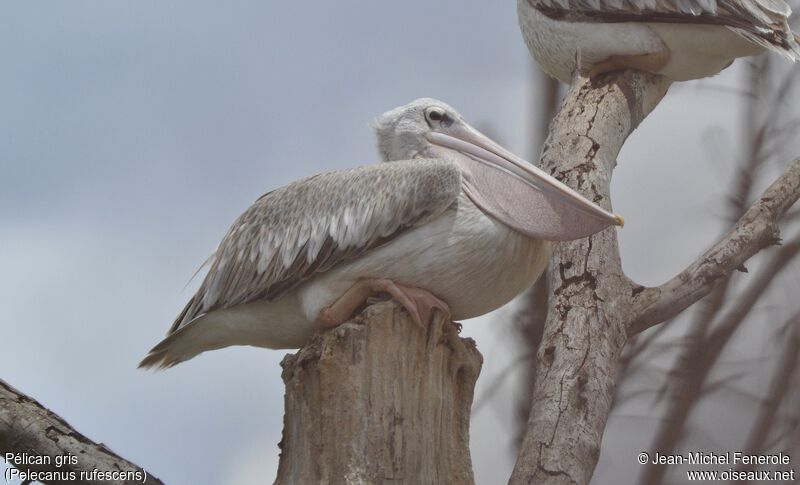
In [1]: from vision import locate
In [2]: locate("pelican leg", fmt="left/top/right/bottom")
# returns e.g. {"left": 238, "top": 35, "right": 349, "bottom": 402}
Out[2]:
{"left": 317, "top": 278, "right": 451, "bottom": 328}
{"left": 587, "top": 50, "right": 671, "bottom": 78}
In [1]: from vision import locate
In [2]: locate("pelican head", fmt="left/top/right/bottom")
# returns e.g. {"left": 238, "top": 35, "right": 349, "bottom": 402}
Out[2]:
{"left": 373, "top": 98, "right": 461, "bottom": 162}
{"left": 372, "top": 98, "right": 624, "bottom": 241}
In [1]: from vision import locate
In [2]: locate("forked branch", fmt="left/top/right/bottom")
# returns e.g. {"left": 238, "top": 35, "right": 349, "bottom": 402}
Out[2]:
{"left": 629, "top": 158, "right": 800, "bottom": 335}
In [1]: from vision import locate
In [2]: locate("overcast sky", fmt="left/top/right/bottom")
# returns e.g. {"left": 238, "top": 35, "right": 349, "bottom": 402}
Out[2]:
{"left": 2, "top": 2, "right": 798, "bottom": 485}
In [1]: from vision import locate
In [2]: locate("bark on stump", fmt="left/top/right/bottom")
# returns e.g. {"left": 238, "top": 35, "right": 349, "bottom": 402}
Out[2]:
{"left": 275, "top": 301, "right": 483, "bottom": 485}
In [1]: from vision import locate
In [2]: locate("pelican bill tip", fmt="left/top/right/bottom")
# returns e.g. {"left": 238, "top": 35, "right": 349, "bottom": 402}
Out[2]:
{"left": 613, "top": 214, "right": 625, "bottom": 227}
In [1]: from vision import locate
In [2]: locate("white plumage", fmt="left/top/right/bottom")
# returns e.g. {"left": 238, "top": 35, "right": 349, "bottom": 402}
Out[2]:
{"left": 299, "top": 193, "right": 550, "bottom": 325}
{"left": 518, "top": 0, "right": 799, "bottom": 82}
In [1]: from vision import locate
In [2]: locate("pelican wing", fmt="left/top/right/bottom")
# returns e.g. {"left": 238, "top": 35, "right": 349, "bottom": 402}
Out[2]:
{"left": 169, "top": 159, "right": 461, "bottom": 332}
{"left": 528, "top": 0, "right": 800, "bottom": 59}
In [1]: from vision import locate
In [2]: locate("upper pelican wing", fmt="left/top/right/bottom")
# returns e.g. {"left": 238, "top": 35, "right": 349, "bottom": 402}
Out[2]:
{"left": 528, "top": 0, "right": 800, "bottom": 59}
{"left": 170, "top": 159, "right": 461, "bottom": 332}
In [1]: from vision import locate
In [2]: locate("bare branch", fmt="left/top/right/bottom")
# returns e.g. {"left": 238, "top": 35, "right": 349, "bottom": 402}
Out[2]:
{"left": 0, "top": 379, "right": 163, "bottom": 485}
{"left": 629, "top": 158, "right": 800, "bottom": 335}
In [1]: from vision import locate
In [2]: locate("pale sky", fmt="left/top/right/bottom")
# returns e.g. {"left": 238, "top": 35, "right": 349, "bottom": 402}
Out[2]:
{"left": 2, "top": 2, "right": 798, "bottom": 485}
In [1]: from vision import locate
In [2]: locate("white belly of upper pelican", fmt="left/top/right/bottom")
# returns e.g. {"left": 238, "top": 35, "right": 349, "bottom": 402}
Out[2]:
{"left": 299, "top": 193, "right": 551, "bottom": 323}
{"left": 647, "top": 23, "right": 763, "bottom": 80}
{"left": 518, "top": 6, "right": 765, "bottom": 83}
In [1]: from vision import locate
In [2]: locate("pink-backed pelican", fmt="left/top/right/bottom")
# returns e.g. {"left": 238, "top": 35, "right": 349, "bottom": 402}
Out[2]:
{"left": 139, "top": 98, "right": 623, "bottom": 369}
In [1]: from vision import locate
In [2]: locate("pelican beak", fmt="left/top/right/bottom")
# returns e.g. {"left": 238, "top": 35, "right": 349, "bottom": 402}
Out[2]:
{"left": 425, "top": 123, "right": 623, "bottom": 241}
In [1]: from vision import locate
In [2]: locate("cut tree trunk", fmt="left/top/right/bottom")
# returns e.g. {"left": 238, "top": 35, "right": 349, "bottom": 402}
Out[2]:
{"left": 275, "top": 301, "right": 483, "bottom": 485}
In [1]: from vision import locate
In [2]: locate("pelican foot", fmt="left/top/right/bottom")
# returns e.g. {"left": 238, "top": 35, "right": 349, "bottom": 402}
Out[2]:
{"left": 387, "top": 282, "right": 451, "bottom": 328}
{"left": 317, "top": 278, "right": 450, "bottom": 328}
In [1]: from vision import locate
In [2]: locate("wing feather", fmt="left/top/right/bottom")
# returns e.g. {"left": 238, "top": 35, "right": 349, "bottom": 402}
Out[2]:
{"left": 168, "top": 159, "right": 461, "bottom": 333}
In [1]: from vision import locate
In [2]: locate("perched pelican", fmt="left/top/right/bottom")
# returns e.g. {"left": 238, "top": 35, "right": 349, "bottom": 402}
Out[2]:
{"left": 139, "top": 98, "right": 623, "bottom": 369}
{"left": 517, "top": 0, "right": 800, "bottom": 83}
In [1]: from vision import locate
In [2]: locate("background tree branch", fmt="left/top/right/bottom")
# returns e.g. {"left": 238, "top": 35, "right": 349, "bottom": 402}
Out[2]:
{"left": 630, "top": 157, "right": 800, "bottom": 335}
{"left": 0, "top": 379, "right": 163, "bottom": 485}
{"left": 635, "top": 234, "right": 800, "bottom": 484}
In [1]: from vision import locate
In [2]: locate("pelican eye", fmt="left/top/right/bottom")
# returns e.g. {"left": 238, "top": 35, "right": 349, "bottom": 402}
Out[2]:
{"left": 424, "top": 107, "right": 451, "bottom": 127}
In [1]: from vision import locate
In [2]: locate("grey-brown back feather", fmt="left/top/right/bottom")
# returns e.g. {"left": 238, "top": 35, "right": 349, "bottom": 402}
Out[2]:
{"left": 168, "top": 159, "right": 462, "bottom": 334}
{"left": 529, "top": 0, "right": 800, "bottom": 59}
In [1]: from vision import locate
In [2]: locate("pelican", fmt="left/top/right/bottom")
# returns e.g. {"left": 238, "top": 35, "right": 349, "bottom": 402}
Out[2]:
{"left": 139, "top": 98, "right": 623, "bottom": 369}
{"left": 517, "top": 0, "right": 800, "bottom": 83}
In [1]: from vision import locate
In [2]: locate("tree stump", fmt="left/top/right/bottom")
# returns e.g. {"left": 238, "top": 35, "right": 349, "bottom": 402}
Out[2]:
{"left": 275, "top": 301, "right": 483, "bottom": 485}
